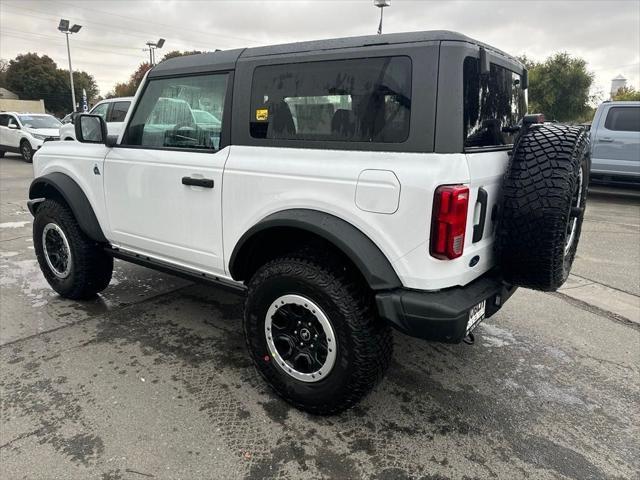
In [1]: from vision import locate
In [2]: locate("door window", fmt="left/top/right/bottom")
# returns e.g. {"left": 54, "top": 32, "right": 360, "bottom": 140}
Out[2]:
{"left": 249, "top": 56, "right": 412, "bottom": 143}
{"left": 123, "top": 73, "right": 228, "bottom": 150}
{"left": 604, "top": 107, "right": 640, "bottom": 132}
{"left": 0, "top": 114, "right": 8, "bottom": 127}
{"left": 107, "top": 101, "right": 130, "bottom": 122}
{"left": 7, "top": 117, "right": 20, "bottom": 128}
{"left": 91, "top": 102, "right": 110, "bottom": 119}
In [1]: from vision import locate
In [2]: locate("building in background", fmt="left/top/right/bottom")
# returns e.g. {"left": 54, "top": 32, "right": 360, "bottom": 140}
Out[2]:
{"left": 0, "top": 88, "right": 19, "bottom": 100}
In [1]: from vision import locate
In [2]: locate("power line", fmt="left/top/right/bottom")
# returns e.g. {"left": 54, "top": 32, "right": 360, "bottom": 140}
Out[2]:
{"left": 0, "top": 31, "right": 145, "bottom": 59}
{"left": 1, "top": 3, "right": 246, "bottom": 51}
{"left": 55, "top": 0, "right": 263, "bottom": 45}
{"left": 1, "top": 28, "right": 142, "bottom": 54}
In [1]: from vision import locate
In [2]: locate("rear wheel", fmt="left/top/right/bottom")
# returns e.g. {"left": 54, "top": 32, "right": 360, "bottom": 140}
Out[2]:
{"left": 497, "top": 124, "right": 590, "bottom": 291}
{"left": 20, "top": 140, "right": 34, "bottom": 163}
{"left": 34, "top": 199, "right": 113, "bottom": 299}
{"left": 244, "top": 252, "right": 393, "bottom": 415}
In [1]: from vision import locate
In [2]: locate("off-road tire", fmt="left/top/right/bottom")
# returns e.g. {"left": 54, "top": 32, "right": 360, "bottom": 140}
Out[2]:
{"left": 20, "top": 140, "right": 34, "bottom": 163}
{"left": 33, "top": 199, "right": 113, "bottom": 299}
{"left": 497, "top": 124, "right": 590, "bottom": 291}
{"left": 244, "top": 252, "right": 393, "bottom": 415}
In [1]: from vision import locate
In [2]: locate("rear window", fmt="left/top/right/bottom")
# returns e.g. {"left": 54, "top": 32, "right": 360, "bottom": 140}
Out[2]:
{"left": 463, "top": 57, "right": 526, "bottom": 149}
{"left": 604, "top": 107, "right": 640, "bottom": 132}
{"left": 250, "top": 56, "right": 412, "bottom": 143}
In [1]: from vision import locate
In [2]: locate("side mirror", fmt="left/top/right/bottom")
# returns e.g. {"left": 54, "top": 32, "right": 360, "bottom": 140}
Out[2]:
{"left": 8, "top": 123, "right": 19, "bottom": 130}
{"left": 75, "top": 114, "right": 107, "bottom": 144}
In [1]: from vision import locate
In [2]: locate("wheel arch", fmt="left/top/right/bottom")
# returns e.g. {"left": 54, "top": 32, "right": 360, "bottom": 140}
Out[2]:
{"left": 229, "top": 209, "right": 402, "bottom": 291}
{"left": 28, "top": 172, "right": 107, "bottom": 243}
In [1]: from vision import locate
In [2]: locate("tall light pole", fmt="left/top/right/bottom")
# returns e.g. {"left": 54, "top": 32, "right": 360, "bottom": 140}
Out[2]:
{"left": 144, "top": 38, "right": 165, "bottom": 66}
{"left": 374, "top": 0, "right": 390, "bottom": 35}
{"left": 58, "top": 19, "right": 82, "bottom": 112}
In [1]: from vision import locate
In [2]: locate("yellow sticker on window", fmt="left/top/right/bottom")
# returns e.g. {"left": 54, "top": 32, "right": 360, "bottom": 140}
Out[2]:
{"left": 256, "top": 108, "right": 269, "bottom": 121}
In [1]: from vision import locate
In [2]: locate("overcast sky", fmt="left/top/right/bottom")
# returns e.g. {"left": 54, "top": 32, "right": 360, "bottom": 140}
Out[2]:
{"left": 1, "top": 0, "right": 639, "bottom": 101}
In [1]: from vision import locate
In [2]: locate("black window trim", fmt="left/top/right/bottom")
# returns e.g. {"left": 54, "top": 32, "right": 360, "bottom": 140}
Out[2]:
{"left": 247, "top": 54, "right": 414, "bottom": 146}
{"left": 462, "top": 55, "right": 526, "bottom": 154}
{"left": 117, "top": 70, "right": 234, "bottom": 154}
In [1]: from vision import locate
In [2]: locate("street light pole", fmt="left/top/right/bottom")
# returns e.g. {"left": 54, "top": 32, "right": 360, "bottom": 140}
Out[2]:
{"left": 145, "top": 38, "right": 165, "bottom": 66}
{"left": 374, "top": 0, "right": 391, "bottom": 35}
{"left": 63, "top": 32, "right": 76, "bottom": 113}
{"left": 58, "top": 19, "right": 82, "bottom": 112}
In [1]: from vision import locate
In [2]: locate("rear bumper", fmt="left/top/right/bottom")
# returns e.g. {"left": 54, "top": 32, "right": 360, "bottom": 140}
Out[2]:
{"left": 375, "top": 270, "right": 516, "bottom": 343}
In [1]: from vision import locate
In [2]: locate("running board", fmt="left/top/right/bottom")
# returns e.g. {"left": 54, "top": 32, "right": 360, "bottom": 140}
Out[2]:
{"left": 105, "top": 247, "right": 247, "bottom": 294}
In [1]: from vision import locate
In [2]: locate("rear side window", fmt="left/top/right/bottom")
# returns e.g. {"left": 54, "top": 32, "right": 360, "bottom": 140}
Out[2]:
{"left": 250, "top": 56, "right": 412, "bottom": 143}
{"left": 0, "top": 114, "right": 8, "bottom": 127}
{"left": 123, "top": 73, "right": 228, "bottom": 150}
{"left": 463, "top": 57, "right": 526, "bottom": 149}
{"left": 604, "top": 107, "right": 640, "bottom": 132}
{"left": 107, "top": 101, "right": 130, "bottom": 122}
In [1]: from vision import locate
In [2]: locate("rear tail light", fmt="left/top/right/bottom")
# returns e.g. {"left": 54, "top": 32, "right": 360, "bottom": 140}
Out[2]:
{"left": 430, "top": 185, "right": 469, "bottom": 260}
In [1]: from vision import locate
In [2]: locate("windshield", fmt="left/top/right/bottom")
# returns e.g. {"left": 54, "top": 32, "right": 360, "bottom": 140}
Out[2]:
{"left": 19, "top": 115, "right": 62, "bottom": 129}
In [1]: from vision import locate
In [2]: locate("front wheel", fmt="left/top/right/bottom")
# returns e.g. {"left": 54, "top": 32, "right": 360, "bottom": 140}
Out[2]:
{"left": 20, "top": 140, "right": 34, "bottom": 163}
{"left": 244, "top": 253, "right": 393, "bottom": 415}
{"left": 34, "top": 199, "right": 113, "bottom": 299}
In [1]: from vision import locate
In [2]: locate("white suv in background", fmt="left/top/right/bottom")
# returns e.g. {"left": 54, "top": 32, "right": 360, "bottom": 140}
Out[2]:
{"left": 59, "top": 97, "right": 133, "bottom": 141}
{"left": 0, "top": 112, "right": 61, "bottom": 162}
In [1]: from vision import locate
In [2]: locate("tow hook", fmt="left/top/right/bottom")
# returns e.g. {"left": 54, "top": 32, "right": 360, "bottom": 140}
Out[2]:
{"left": 463, "top": 333, "right": 475, "bottom": 345}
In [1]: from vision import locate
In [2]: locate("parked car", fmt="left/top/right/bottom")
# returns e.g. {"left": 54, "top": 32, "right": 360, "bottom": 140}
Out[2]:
{"left": 28, "top": 31, "right": 589, "bottom": 414}
{"left": 0, "top": 112, "right": 61, "bottom": 162}
{"left": 58, "top": 97, "right": 133, "bottom": 141}
{"left": 590, "top": 101, "right": 640, "bottom": 185}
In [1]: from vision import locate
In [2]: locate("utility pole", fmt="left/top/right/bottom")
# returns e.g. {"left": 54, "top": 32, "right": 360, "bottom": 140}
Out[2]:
{"left": 374, "top": 0, "right": 390, "bottom": 35}
{"left": 58, "top": 19, "right": 82, "bottom": 112}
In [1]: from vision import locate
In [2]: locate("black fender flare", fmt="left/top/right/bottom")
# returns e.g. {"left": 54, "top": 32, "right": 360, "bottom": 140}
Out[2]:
{"left": 229, "top": 209, "right": 402, "bottom": 290}
{"left": 28, "top": 172, "right": 107, "bottom": 243}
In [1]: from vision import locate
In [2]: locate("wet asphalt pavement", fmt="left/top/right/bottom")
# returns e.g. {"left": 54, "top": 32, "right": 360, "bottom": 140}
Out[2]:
{"left": 1, "top": 153, "right": 639, "bottom": 480}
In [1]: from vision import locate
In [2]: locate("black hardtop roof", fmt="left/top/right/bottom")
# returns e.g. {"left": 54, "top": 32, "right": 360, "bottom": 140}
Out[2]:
{"left": 148, "top": 30, "right": 520, "bottom": 78}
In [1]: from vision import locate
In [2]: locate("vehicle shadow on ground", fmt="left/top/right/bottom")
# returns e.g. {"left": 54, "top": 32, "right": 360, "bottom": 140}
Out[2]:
{"left": 82, "top": 285, "right": 624, "bottom": 478}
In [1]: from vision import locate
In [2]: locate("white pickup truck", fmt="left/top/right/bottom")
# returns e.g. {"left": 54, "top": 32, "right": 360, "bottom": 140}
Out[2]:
{"left": 58, "top": 96, "right": 133, "bottom": 141}
{"left": 28, "top": 31, "right": 589, "bottom": 414}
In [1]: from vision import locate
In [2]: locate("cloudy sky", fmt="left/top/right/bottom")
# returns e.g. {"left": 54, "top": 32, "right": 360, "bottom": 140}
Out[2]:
{"left": 1, "top": 0, "right": 639, "bottom": 101}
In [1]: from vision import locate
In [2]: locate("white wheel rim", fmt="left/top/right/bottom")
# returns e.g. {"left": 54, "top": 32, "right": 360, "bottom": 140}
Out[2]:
{"left": 265, "top": 294, "right": 337, "bottom": 383}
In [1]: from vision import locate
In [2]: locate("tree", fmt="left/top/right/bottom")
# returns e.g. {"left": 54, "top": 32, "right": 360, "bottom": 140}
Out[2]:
{"left": 0, "top": 59, "right": 8, "bottom": 88}
{"left": 519, "top": 52, "right": 595, "bottom": 122}
{"left": 4, "top": 53, "right": 99, "bottom": 115}
{"left": 613, "top": 86, "right": 640, "bottom": 101}
{"left": 106, "top": 62, "right": 151, "bottom": 98}
{"left": 161, "top": 50, "right": 202, "bottom": 62}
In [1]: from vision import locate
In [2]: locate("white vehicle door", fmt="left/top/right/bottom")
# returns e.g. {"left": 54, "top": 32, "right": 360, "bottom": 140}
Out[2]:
{"left": 6, "top": 115, "right": 22, "bottom": 149}
{"left": 0, "top": 114, "right": 9, "bottom": 148}
{"left": 103, "top": 72, "right": 230, "bottom": 275}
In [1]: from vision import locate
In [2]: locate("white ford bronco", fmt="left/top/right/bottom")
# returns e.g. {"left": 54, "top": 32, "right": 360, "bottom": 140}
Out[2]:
{"left": 28, "top": 31, "right": 589, "bottom": 414}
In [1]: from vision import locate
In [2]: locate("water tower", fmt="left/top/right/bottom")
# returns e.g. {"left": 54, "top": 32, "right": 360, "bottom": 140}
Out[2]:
{"left": 610, "top": 74, "right": 627, "bottom": 99}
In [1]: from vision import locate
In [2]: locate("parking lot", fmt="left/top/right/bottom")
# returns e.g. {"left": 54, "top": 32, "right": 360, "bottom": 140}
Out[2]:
{"left": 0, "top": 153, "right": 638, "bottom": 479}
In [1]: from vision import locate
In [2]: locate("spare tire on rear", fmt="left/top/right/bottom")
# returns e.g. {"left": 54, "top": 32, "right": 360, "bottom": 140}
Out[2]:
{"left": 497, "top": 123, "right": 590, "bottom": 291}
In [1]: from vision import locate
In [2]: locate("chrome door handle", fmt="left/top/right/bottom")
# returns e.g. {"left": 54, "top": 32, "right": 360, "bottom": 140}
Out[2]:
{"left": 600, "top": 137, "right": 614, "bottom": 142}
